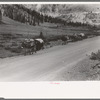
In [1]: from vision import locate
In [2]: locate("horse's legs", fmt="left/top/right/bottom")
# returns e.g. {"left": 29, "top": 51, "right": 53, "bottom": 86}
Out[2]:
{"left": 24, "top": 48, "right": 27, "bottom": 56}
{"left": 33, "top": 48, "right": 36, "bottom": 53}
{"left": 28, "top": 48, "right": 32, "bottom": 55}
{"left": 34, "top": 49, "right": 37, "bottom": 53}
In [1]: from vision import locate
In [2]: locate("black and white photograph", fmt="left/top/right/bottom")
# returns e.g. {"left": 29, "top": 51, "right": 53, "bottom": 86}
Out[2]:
{"left": 1, "top": 3, "right": 100, "bottom": 81}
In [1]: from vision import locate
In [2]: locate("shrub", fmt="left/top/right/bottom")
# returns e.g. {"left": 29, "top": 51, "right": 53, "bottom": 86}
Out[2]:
{"left": 11, "top": 42, "right": 18, "bottom": 46}
{"left": 10, "top": 46, "right": 22, "bottom": 53}
{"left": 90, "top": 50, "right": 100, "bottom": 60}
{"left": 5, "top": 45, "right": 11, "bottom": 50}
{"left": 0, "top": 44, "right": 4, "bottom": 47}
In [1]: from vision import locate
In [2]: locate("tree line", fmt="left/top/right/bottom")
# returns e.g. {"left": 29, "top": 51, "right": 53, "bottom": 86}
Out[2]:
{"left": 0, "top": 4, "right": 94, "bottom": 28}
{"left": 2, "top": 4, "right": 66, "bottom": 26}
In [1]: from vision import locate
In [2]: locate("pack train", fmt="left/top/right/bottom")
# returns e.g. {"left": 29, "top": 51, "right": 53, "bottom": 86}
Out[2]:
{"left": 21, "top": 38, "right": 44, "bottom": 55}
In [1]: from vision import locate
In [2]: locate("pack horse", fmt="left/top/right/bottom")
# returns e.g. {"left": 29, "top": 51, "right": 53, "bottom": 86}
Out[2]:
{"left": 21, "top": 38, "right": 44, "bottom": 55}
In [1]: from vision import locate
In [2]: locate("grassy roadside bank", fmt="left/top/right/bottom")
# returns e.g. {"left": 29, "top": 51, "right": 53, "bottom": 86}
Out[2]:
{"left": 0, "top": 16, "right": 99, "bottom": 58}
{"left": 55, "top": 54, "right": 100, "bottom": 81}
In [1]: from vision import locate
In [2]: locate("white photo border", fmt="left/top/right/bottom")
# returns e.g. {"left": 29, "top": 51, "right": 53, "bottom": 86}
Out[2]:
{"left": 0, "top": 1, "right": 100, "bottom": 99}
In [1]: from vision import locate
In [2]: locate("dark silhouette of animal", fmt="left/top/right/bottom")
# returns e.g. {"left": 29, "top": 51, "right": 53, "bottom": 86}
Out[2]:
{"left": 21, "top": 38, "right": 44, "bottom": 55}
{"left": 78, "top": 33, "right": 86, "bottom": 39}
{"left": 69, "top": 35, "right": 77, "bottom": 42}
{"left": 61, "top": 35, "right": 69, "bottom": 45}
{"left": 69, "top": 33, "right": 84, "bottom": 42}
{"left": 21, "top": 39, "right": 36, "bottom": 55}
{"left": 35, "top": 38, "right": 44, "bottom": 51}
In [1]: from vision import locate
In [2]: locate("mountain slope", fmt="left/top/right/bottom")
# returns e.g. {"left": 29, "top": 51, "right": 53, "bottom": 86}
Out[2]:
{"left": 24, "top": 4, "right": 100, "bottom": 25}
{"left": 24, "top": 4, "right": 100, "bottom": 15}
{"left": 2, "top": 4, "right": 100, "bottom": 26}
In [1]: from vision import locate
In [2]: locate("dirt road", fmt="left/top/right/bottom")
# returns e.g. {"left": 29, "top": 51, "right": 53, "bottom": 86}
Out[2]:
{"left": 0, "top": 36, "right": 100, "bottom": 81}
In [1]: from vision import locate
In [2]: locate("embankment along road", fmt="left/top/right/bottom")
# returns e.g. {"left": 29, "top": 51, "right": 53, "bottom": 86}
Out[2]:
{"left": 0, "top": 36, "right": 100, "bottom": 81}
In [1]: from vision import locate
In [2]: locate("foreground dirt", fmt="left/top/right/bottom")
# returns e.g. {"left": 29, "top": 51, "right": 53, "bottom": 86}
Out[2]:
{"left": 55, "top": 57, "right": 100, "bottom": 81}
{"left": 0, "top": 36, "right": 100, "bottom": 81}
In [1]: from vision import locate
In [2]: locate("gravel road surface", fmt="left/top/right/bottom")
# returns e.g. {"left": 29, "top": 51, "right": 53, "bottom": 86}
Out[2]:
{"left": 0, "top": 36, "right": 100, "bottom": 81}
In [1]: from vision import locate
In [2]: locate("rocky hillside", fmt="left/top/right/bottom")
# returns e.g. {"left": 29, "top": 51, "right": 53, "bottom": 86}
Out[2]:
{"left": 24, "top": 4, "right": 100, "bottom": 25}
{"left": 0, "top": 4, "right": 65, "bottom": 26}
{"left": 1, "top": 4, "right": 100, "bottom": 26}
